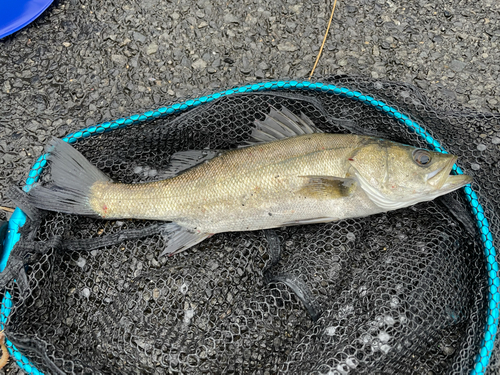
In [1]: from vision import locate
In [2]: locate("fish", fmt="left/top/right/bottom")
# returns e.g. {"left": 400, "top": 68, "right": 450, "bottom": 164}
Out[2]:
{"left": 27, "top": 107, "right": 472, "bottom": 256}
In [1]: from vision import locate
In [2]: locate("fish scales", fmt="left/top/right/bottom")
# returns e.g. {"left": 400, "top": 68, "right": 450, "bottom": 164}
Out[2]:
{"left": 89, "top": 134, "right": 376, "bottom": 233}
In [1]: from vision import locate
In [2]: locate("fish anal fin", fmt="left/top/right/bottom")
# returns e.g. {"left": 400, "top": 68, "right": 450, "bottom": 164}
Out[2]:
{"left": 297, "top": 176, "right": 357, "bottom": 200}
{"left": 160, "top": 223, "right": 212, "bottom": 256}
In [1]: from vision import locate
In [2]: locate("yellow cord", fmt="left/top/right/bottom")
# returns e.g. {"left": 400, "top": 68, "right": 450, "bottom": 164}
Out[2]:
{"left": 310, "top": 0, "right": 339, "bottom": 78}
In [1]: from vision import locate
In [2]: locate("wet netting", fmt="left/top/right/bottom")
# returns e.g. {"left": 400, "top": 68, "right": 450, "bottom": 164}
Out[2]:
{"left": 1, "top": 77, "right": 499, "bottom": 375}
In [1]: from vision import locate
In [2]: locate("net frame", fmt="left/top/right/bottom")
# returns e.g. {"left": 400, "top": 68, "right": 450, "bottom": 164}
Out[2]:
{"left": 0, "top": 79, "right": 498, "bottom": 374}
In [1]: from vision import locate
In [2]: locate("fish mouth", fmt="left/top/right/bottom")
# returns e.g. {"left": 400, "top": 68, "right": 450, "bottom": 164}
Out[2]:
{"left": 441, "top": 174, "right": 473, "bottom": 192}
{"left": 427, "top": 155, "right": 472, "bottom": 191}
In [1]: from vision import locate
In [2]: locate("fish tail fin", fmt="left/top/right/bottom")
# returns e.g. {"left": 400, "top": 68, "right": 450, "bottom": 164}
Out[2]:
{"left": 28, "top": 138, "right": 112, "bottom": 216}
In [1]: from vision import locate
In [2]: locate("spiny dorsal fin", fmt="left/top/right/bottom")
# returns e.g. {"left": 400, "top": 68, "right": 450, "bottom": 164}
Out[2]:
{"left": 242, "top": 106, "right": 323, "bottom": 146}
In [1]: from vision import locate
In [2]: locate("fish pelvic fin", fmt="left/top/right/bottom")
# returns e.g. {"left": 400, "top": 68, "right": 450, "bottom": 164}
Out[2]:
{"left": 28, "top": 138, "right": 112, "bottom": 216}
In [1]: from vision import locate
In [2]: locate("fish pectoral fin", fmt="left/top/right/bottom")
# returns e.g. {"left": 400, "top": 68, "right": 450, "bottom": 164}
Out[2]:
{"left": 160, "top": 223, "right": 212, "bottom": 256}
{"left": 161, "top": 150, "right": 221, "bottom": 178}
{"left": 297, "top": 176, "right": 357, "bottom": 199}
{"left": 242, "top": 106, "right": 323, "bottom": 146}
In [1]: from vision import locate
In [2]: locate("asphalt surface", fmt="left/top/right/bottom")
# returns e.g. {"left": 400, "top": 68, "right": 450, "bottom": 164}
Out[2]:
{"left": 0, "top": 0, "right": 499, "bottom": 373}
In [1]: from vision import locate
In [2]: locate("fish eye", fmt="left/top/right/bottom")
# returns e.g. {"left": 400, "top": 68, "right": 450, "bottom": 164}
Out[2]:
{"left": 412, "top": 149, "right": 432, "bottom": 167}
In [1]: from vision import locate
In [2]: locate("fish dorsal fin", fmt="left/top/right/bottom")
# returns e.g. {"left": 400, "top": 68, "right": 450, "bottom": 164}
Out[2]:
{"left": 160, "top": 150, "right": 220, "bottom": 178}
{"left": 242, "top": 106, "right": 323, "bottom": 146}
{"left": 297, "top": 176, "right": 357, "bottom": 200}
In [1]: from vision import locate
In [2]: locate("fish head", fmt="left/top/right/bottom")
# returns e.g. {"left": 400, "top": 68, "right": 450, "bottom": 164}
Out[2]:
{"left": 348, "top": 141, "right": 472, "bottom": 210}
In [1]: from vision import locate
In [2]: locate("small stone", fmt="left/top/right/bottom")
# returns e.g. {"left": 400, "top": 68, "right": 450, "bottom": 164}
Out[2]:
{"left": 192, "top": 59, "right": 207, "bottom": 69}
{"left": 224, "top": 14, "right": 239, "bottom": 24}
{"left": 258, "top": 62, "right": 269, "bottom": 70}
{"left": 255, "top": 69, "right": 265, "bottom": 78}
{"left": 325, "top": 327, "right": 336, "bottom": 336}
{"left": 415, "top": 79, "right": 429, "bottom": 90}
{"left": 133, "top": 32, "right": 146, "bottom": 43}
{"left": 207, "top": 67, "right": 216, "bottom": 74}
{"left": 212, "top": 58, "right": 221, "bottom": 67}
{"left": 146, "top": 43, "right": 158, "bottom": 55}
{"left": 171, "top": 12, "right": 180, "bottom": 20}
{"left": 373, "top": 45, "right": 380, "bottom": 57}
{"left": 180, "top": 283, "right": 189, "bottom": 294}
{"left": 346, "top": 357, "right": 358, "bottom": 369}
{"left": 63, "top": 42, "right": 71, "bottom": 47}
{"left": 450, "top": 59, "right": 466, "bottom": 72}
{"left": 153, "top": 288, "right": 160, "bottom": 299}
{"left": 296, "top": 68, "right": 309, "bottom": 77}
{"left": 380, "top": 344, "right": 391, "bottom": 354}
{"left": 224, "top": 57, "right": 234, "bottom": 64}
{"left": 492, "top": 137, "right": 500, "bottom": 144}
{"left": 111, "top": 55, "right": 127, "bottom": 66}
{"left": 378, "top": 331, "right": 391, "bottom": 343}
{"left": 277, "top": 42, "right": 298, "bottom": 52}
{"left": 3, "top": 81, "right": 11, "bottom": 93}
{"left": 286, "top": 22, "right": 297, "bottom": 33}
{"left": 240, "top": 67, "right": 251, "bottom": 74}
{"left": 384, "top": 316, "right": 395, "bottom": 325}
{"left": 81, "top": 288, "right": 90, "bottom": 298}
{"left": 441, "top": 345, "right": 455, "bottom": 355}
{"left": 477, "top": 144, "right": 487, "bottom": 151}
{"left": 471, "top": 163, "right": 481, "bottom": 171}
{"left": 198, "top": 21, "right": 209, "bottom": 28}
{"left": 433, "top": 35, "right": 443, "bottom": 43}
{"left": 76, "top": 257, "right": 86, "bottom": 268}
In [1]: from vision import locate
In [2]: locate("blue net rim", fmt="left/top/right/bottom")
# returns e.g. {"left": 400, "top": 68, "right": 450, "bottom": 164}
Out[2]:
{"left": 1, "top": 80, "right": 497, "bottom": 375}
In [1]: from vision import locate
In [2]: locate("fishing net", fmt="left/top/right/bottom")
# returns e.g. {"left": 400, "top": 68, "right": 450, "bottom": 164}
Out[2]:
{"left": 1, "top": 76, "right": 499, "bottom": 374}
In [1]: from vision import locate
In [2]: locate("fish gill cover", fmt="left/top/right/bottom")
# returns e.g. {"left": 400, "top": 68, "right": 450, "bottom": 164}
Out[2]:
{"left": 1, "top": 76, "right": 499, "bottom": 374}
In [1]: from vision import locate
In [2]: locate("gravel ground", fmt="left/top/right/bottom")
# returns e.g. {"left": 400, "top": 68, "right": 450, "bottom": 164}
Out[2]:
{"left": 1, "top": 0, "right": 499, "bottom": 373}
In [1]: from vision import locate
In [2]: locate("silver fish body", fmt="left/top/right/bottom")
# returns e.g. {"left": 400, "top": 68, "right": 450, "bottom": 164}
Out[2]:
{"left": 89, "top": 133, "right": 380, "bottom": 233}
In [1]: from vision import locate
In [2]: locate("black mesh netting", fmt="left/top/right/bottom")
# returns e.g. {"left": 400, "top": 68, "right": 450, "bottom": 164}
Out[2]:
{"left": 1, "top": 76, "right": 500, "bottom": 374}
